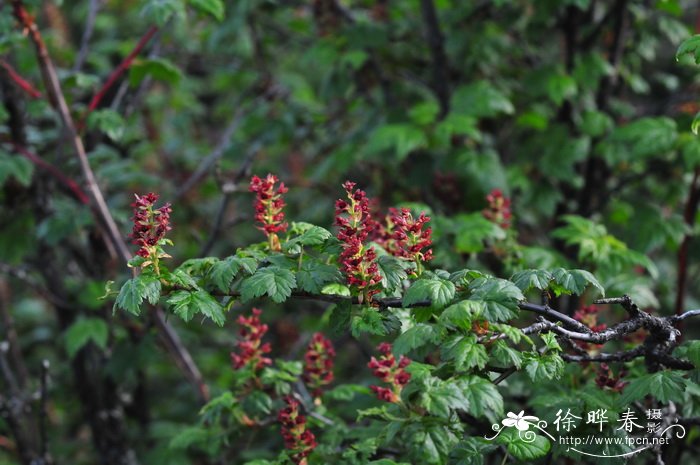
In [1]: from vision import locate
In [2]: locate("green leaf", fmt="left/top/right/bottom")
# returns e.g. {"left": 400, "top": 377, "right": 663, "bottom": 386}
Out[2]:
{"left": 296, "top": 261, "right": 341, "bottom": 294}
{"left": 442, "top": 334, "right": 488, "bottom": 371}
{"left": 450, "top": 438, "right": 498, "bottom": 465}
{"left": 458, "top": 376, "right": 503, "bottom": 420}
{"left": 491, "top": 340, "right": 523, "bottom": 369}
{"left": 366, "top": 123, "right": 428, "bottom": 160}
{"left": 496, "top": 428, "right": 550, "bottom": 461}
{"left": 451, "top": 81, "right": 514, "bottom": 118}
{"left": 129, "top": 57, "right": 182, "bottom": 86}
{"left": 86, "top": 109, "right": 125, "bottom": 141}
{"left": 620, "top": 371, "right": 687, "bottom": 404}
{"left": 141, "top": 274, "right": 162, "bottom": 305}
{"left": 468, "top": 278, "right": 524, "bottom": 322}
{"left": 240, "top": 266, "right": 297, "bottom": 303}
{"left": 284, "top": 223, "right": 333, "bottom": 250}
{"left": 551, "top": 268, "right": 604, "bottom": 296}
{"left": 188, "top": 0, "right": 224, "bottom": 20}
{"left": 208, "top": 257, "right": 237, "bottom": 292}
{"left": 167, "top": 289, "right": 225, "bottom": 326}
{"left": 523, "top": 353, "right": 564, "bottom": 382}
{"left": 510, "top": 269, "right": 553, "bottom": 292}
{"left": 403, "top": 276, "right": 455, "bottom": 308}
{"left": 393, "top": 324, "right": 439, "bottom": 355}
{"left": 677, "top": 34, "right": 700, "bottom": 64}
{"left": 113, "top": 277, "right": 147, "bottom": 315}
{"left": 321, "top": 282, "right": 351, "bottom": 297}
{"left": 693, "top": 111, "right": 700, "bottom": 136}
{"left": 438, "top": 300, "right": 484, "bottom": 331}
{"left": 453, "top": 213, "right": 506, "bottom": 253}
{"left": 351, "top": 307, "right": 387, "bottom": 337}
{"left": 0, "top": 151, "right": 34, "bottom": 187}
{"left": 376, "top": 255, "right": 408, "bottom": 291}
{"left": 65, "top": 318, "right": 108, "bottom": 358}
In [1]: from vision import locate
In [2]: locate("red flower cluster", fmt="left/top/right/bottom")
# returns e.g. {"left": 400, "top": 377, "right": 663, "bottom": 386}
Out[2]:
{"left": 482, "top": 189, "right": 512, "bottom": 229}
{"left": 388, "top": 207, "right": 433, "bottom": 273}
{"left": 595, "top": 363, "right": 628, "bottom": 392}
{"left": 231, "top": 309, "right": 272, "bottom": 372}
{"left": 302, "top": 333, "right": 335, "bottom": 398}
{"left": 335, "top": 181, "right": 382, "bottom": 302}
{"left": 130, "top": 192, "right": 172, "bottom": 259}
{"left": 367, "top": 342, "right": 411, "bottom": 403}
{"left": 573, "top": 305, "right": 607, "bottom": 351}
{"left": 278, "top": 396, "right": 317, "bottom": 465}
{"left": 250, "top": 174, "right": 288, "bottom": 251}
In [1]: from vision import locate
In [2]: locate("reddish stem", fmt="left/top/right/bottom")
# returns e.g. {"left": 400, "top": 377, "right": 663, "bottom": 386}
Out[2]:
{"left": 0, "top": 59, "right": 42, "bottom": 99}
{"left": 84, "top": 25, "right": 159, "bottom": 116}
{"left": 675, "top": 167, "right": 700, "bottom": 330}
{"left": 11, "top": 143, "right": 90, "bottom": 205}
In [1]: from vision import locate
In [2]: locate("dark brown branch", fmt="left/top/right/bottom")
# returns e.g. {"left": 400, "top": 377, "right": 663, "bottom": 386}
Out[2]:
{"left": 419, "top": 0, "right": 450, "bottom": 118}
{"left": 674, "top": 166, "right": 700, "bottom": 327}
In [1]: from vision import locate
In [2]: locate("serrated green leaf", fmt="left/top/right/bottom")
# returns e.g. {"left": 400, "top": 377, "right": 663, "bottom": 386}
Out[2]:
{"left": 468, "top": 278, "right": 523, "bottom": 322}
{"left": 188, "top": 0, "right": 224, "bottom": 20}
{"left": 491, "top": 340, "right": 522, "bottom": 369}
{"left": 240, "top": 266, "right": 296, "bottom": 303}
{"left": 442, "top": 334, "right": 488, "bottom": 371}
{"left": 0, "top": 151, "right": 34, "bottom": 187}
{"left": 458, "top": 376, "right": 503, "bottom": 420}
{"left": 551, "top": 268, "right": 604, "bottom": 296}
{"left": 376, "top": 255, "right": 408, "bottom": 291}
{"left": 65, "top": 318, "right": 108, "bottom": 358}
{"left": 511, "top": 269, "right": 553, "bottom": 292}
{"left": 296, "top": 260, "right": 341, "bottom": 294}
{"left": 496, "top": 428, "right": 550, "bottom": 461}
{"left": 403, "top": 276, "right": 455, "bottom": 308}
{"left": 523, "top": 353, "right": 564, "bottom": 381}
{"left": 438, "top": 300, "right": 484, "bottom": 331}
{"left": 167, "top": 289, "right": 225, "bottom": 326}
{"left": 621, "top": 372, "right": 687, "bottom": 404}
{"left": 113, "top": 277, "right": 146, "bottom": 315}
{"left": 677, "top": 34, "right": 700, "bottom": 63}
{"left": 393, "top": 324, "right": 438, "bottom": 355}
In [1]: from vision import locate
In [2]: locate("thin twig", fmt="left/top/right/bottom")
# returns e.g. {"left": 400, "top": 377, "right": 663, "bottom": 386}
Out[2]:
{"left": 0, "top": 59, "right": 41, "bottom": 99}
{"left": 83, "top": 25, "right": 159, "bottom": 119}
{"left": 72, "top": 0, "right": 102, "bottom": 72}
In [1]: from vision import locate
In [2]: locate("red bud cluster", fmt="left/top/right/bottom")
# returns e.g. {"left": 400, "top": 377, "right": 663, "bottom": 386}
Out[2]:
{"left": 335, "top": 181, "right": 382, "bottom": 302}
{"left": 278, "top": 396, "right": 317, "bottom": 465}
{"left": 595, "top": 363, "right": 628, "bottom": 392}
{"left": 367, "top": 342, "right": 411, "bottom": 403}
{"left": 388, "top": 207, "right": 433, "bottom": 274}
{"left": 250, "top": 174, "right": 288, "bottom": 251}
{"left": 231, "top": 308, "right": 272, "bottom": 372}
{"left": 302, "top": 333, "right": 335, "bottom": 397}
{"left": 482, "top": 189, "right": 512, "bottom": 229}
{"left": 130, "top": 192, "right": 172, "bottom": 259}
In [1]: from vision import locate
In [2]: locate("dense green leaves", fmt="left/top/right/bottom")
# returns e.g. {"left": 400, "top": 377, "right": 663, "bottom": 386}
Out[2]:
{"left": 65, "top": 318, "right": 109, "bottom": 358}
{"left": 240, "top": 266, "right": 297, "bottom": 303}
{"left": 402, "top": 275, "right": 455, "bottom": 308}
{"left": 167, "top": 289, "right": 226, "bottom": 326}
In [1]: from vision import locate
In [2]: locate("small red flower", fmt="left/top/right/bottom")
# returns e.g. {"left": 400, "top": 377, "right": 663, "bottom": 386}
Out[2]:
{"left": 302, "top": 333, "right": 336, "bottom": 398}
{"left": 482, "top": 189, "right": 512, "bottom": 229}
{"left": 130, "top": 193, "right": 172, "bottom": 266}
{"left": 250, "top": 174, "right": 288, "bottom": 251}
{"left": 278, "top": 396, "right": 317, "bottom": 465}
{"left": 335, "top": 181, "right": 382, "bottom": 303}
{"left": 367, "top": 342, "right": 411, "bottom": 403}
{"left": 231, "top": 308, "right": 272, "bottom": 372}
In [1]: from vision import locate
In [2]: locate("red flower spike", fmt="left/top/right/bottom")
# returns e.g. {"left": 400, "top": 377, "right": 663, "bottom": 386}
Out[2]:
{"left": 387, "top": 207, "right": 433, "bottom": 274}
{"left": 278, "top": 396, "right": 317, "bottom": 465}
{"left": 367, "top": 342, "right": 411, "bottom": 403}
{"left": 231, "top": 308, "right": 272, "bottom": 372}
{"left": 573, "top": 305, "right": 607, "bottom": 351}
{"left": 334, "top": 181, "right": 382, "bottom": 302}
{"left": 482, "top": 188, "right": 512, "bottom": 229}
{"left": 595, "top": 363, "right": 628, "bottom": 392}
{"left": 130, "top": 192, "right": 172, "bottom": 270}
{"left": 302, "top": 333, "right": 336, "bottom": 398}
{"left": 250, "top": 174, "right": 288, "bottom": 251}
